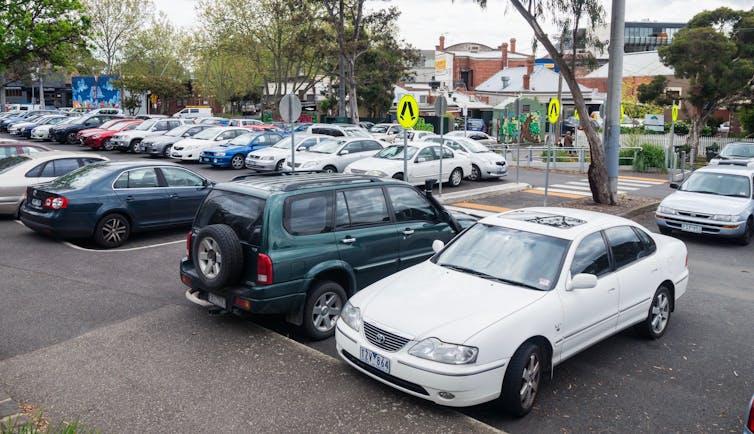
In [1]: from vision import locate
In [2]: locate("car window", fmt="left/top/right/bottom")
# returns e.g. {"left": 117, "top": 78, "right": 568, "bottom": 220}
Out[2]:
{"left": 195, "top": 190, "right": 265, "bottom": 244}
{"left": 570, "top": 231, "right": 611, "bottom": 277}
{"left": 154, "top": 122, "right": 169, "bottom": 131}
{"left": 343, "top": 141, "right": 362, "bottom": 153}
{"left": 387, "top": 186, "right": 437, "bottom": 223}
{"left": 632, "top": 227, "right": 657, "bottom": 258}
{"left": 0, "top": 147, "right": 17, "bottom": 157}
{"left": 284, "top": 192, "right": 332, "bottom": 236}
{"left": 416, "top": 147, "right": 437, "bottom": 162}
{"left": 362, "top": 140, "right": 383, "bottom": 152}
{"left": 605, "top": 226, "right": 645, "bottom": 269}
{"left": 114, "top": 168, "right": 160, "bottom": 188}
{"left": 336, "top": 187, "right": 390, "bottom": 228}
{"left": 444, "top": 140, "right": 463, "bottom": 152}
{"left": 160, "top": 167, "right": 205, "bottom": 187}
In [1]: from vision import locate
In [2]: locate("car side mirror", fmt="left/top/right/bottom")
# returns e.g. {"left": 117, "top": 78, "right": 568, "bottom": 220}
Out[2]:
{"left": 669, "top": 183, "right": 679, "bottom": 189}
{"left": 417, "top": 157, "right": 427, "bottom": 163}
{"left": 432, "top": 239, "right": 445, "bottom": 253}
{"left": 566, "top": 273, "right": 598, "bottom": 291}
{"left": 339, "top": 150, "right": 350, "bottom": 155}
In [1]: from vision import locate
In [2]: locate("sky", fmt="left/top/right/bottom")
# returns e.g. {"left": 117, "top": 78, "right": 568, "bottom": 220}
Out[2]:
{"left": 153, "top": 0, "right": 753, "bottom": 54}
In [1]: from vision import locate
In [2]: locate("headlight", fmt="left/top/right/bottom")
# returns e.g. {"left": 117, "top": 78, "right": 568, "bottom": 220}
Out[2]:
{"left": 658, "top": 205, "right": 677, "bottom": 215}
{"left": 711, "top": 214, "right": 734, "bottom": 222}
{"left": 366, "top": 170, "right": 388, "bottom": 177}
{"left": 343, "top": 167, "right": 353, "bottom": 174}
{"left": 91, "top": 134, "right": 101, "bottom": 139}
{"left": 708, "top": 159, "right": 719, "bottom": 166}
{"left": 409, "top": 337, "right": 478, "bottom": 365}
{"left": 215, "top": 152, "right": 226, "bottom": 157}
{"left": 302, "top": 161, "right": 318, "bottom": 168}
{"left": 339, "top": 301, "right": 362, "bottom": 332}
{"left": 261, "top": 155, "right": 275, "bottom": 160}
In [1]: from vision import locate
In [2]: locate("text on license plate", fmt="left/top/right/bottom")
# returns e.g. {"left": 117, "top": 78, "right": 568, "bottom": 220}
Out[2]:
{"left": 360, "top": 347, "right": 390, "bottom": 374}
{"left": 681, "top": 223, "right": 702, "bottom": 233}
{"left": 207, "top": 293, "right": 226, "bottom": 309}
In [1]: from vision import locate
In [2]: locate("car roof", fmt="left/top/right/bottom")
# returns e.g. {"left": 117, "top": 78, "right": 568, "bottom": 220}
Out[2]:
{"left": 479, "top": 207, "right": 636, "bottom": 241}
{"left": 22, "top": 150, "right": 106, "bottom": 160}
{"left": 219, "top": 173, "right": 400, "bottom": 197}
{"left": 87, "top": 160, "right": 186, "bottom": 171}
{"left": 696, "top": 164, "right": 754, "bottom": 175}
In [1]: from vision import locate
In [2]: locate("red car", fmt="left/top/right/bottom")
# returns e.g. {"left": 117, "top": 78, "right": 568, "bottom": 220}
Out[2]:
{"left": 0, "top": 142, "right": 51, "bottom": 158}
{"left": 76, "top": 119, "right": 140, "bottom": 147}
{"left": 84, "top": 120, "right": 143, "bottom": 151}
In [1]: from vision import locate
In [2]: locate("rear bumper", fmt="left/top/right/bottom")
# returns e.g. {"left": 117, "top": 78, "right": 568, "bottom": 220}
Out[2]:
{"left": 19, "top": 205, "right": 93, "bottom": 238}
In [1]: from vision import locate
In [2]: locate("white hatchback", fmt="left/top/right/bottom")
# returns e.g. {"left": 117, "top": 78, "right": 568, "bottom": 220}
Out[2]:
{"left": 336, "top": 207, "right": 688, "bottom": 417}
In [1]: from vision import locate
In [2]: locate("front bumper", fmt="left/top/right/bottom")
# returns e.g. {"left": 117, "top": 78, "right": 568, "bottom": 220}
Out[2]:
{"left": 335, "top": 324, "right": 507, "bottom": 407}
{"left": 171, "top": 149, "right": 200, "bottom": 161}
{"left": 479, "top": 161, "right": 508, "bottom": 178}
{"left": 655, "top": 213, "right": 747, "bottom": 238}
{"left": 199, "top": 155, "right": 232, "bottom": 167}
{"left": 245, "top": 158, "right": 276, "bottom": 171}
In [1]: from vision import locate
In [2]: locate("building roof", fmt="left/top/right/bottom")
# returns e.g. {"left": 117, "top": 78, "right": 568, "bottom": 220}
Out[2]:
{"left": 585, "top": 51, "right": 674, "bottom": 78}
{"left": 449, "top": 50, "right": 529, "bottom": 60}
{"left": 475, "top": 66, "right": 593, "bottom": 93}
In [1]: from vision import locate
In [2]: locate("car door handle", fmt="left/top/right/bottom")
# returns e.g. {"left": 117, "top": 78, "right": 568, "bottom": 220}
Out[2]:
{"left": 126, "top": 195, "right": 135, "bottom": 202}
{"left": 169, "top": 193, "right": 179, "bottom": 199}
{"left": 608, "top": 287, "right": 616, "bottom": 292}
{"left": 341, "top": 237, "right": 356, "bottom": 244}
{"left": 402, "top": 228, "right": 415, "bottom": 236}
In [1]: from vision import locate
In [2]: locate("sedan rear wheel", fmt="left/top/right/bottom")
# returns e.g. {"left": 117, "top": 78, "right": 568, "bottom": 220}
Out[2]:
{"left": 94, "top": 213, "right": 131, "bottom": 248}
{"left": 638, "top": 285, "right": 672, "bottom": 339}
{"left": 231, "top": 154, "right": 245, "bottom": 170}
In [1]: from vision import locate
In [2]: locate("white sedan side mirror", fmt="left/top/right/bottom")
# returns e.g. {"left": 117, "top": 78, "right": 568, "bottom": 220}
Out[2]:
{"left": 567, "top": 273, "right": 598, "bottom": 291}
{"left": 432, "top": 239, "right": 445, "bottom": 253}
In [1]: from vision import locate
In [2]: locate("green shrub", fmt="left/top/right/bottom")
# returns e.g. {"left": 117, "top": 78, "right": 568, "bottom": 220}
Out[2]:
{"left": 632, "top": 143, "right": 667, "bottom": 172}
{"left": 618, "top": 147, "right": 637, "bottom": 165}
{"left": 672, "top": 121, "right": 690, "bottom": 135}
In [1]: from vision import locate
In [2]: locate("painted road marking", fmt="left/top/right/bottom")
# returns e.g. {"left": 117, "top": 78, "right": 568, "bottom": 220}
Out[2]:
{"left": 523, "top": 189, "right": 584, "bottom": 199}
{"left": 532, "top": 175, "right": 666, "bottom": 197}
{"left": 449, "top": 202, "right": 508, "bottom": 215}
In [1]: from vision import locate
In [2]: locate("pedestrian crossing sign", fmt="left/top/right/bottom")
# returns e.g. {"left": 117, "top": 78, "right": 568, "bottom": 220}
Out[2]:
{"left": 397, "top": 95, "right": 419, "bottom": 129}
{"left": 547, "top": 98, "right": 560, "bottom": 123}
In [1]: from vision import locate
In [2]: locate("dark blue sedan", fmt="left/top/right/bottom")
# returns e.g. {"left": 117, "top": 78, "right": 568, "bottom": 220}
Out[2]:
{"left": 20, "top": 162, "right": 212, "bottom": 248}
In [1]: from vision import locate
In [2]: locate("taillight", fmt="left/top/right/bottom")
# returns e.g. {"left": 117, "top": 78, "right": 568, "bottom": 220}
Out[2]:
{"left": 748, "top": 396, "right": 754, "bottom": 432}
{"left": 186, "top": 230, "right": 193, "bottom": 258}
{"left": 43, "top": 196, "right": 68, "bottom": 209}
{"left": 256, "top": 253, "right": 273, "bottom": 285}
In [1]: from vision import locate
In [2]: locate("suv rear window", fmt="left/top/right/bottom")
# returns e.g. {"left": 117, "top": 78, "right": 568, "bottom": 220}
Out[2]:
{"left": 196, "top": 190, "right": 265, "bottom": 243}
{"left": 283, "top": 192, "right": 333, "bottom": 236}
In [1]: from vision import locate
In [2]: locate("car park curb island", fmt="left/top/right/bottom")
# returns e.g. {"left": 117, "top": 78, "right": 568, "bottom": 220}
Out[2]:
{"left": 0, "top": 391, "right": 30, "bottom": 431}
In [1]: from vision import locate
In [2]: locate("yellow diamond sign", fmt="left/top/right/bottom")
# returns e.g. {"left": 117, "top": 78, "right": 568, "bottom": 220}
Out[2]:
{"left": 397, "top": 95, "right": 419, "bottom": 129}
{"left": 547, "top": 98, "right": 560, "bottom": 124}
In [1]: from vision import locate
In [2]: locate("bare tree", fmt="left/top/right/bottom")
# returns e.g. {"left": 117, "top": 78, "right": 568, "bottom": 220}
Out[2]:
{"left": 84, "top": 0, "right": 152, "bottom": 75}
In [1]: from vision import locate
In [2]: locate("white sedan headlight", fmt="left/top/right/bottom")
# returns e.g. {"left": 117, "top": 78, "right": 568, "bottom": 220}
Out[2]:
{"left": 711, "top": 214, "right": 734, "bottom": 222}
{"left": 339, "top": 301, "right": 362, "bottom": 332}
{"left": 658, "top": 205, "right": 677, "bottom": 215}
{"left": 366, "top": 170, "right": 388, "bottom": 177}
{"left": 409, "top": 337, "right": 478, "bottom": 365}
{"left": 261, "top": 155, "right": 275, "bottom": 160}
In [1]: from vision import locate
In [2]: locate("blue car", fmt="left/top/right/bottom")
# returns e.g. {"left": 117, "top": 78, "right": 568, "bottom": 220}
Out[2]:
{"left": 18, "top": 115, "right": 69, "bottom": 138}
{"left": 199, "top": 131, "right": 285, "bottom": 169}
{"left": 0, "top": 109, "right": 59, "bottom": 132}
{"left": 19, "top": 161, "right": 212, "bottom": 248}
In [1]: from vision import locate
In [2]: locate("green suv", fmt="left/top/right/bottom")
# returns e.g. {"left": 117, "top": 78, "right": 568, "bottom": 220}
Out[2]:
{"left": 180, "top": 173, "right": 470, "bottom": 339}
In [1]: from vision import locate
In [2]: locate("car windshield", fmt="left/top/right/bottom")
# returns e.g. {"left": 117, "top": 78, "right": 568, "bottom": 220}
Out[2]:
{"left": 45, "top": 117, "right": 66, "bottom": 125}
{"left": 193, "top": 127, "right": 224, "bottom": 140}
{"left": 273, "top": 136, "right": 305, "bottom": 149}
{"left": 106, "top": 122, "right": 129, "bottom": 131}
{"left": 165, "top": 125, "right": 192, "bottom": 137}
{"left": 226, "top": 133, "right": 253, "bottom": 146}
{"left": 344, "top": 128, "right": 369, "bottom": 137}
{"left": 719, "top": 143, "right": 754, "bottom": 159}
{"left": 432, "top": 223, "right": 570, "bottom": 291}
{"left": 369, "top": 125, "right": 391, "bottom": 133}
{"left": 679, "top": 171, "right": 751, "bottom": 198}
{"left": 308, "top": 139, "right": 346, "bottom": 154}
{"left": 47, "top": 163, "right": 111, "bottom": 189}
{"left": 375, "top": 145, "right": 418, "bottom": 160}
{"left": 99, "top": 120, "right": 122, "bottom": 129}
{"left": 134, "top": 119, "right": 158, "bottom": 130}
{"left": 0, "top": 155, "right": 29, "bottom": 174}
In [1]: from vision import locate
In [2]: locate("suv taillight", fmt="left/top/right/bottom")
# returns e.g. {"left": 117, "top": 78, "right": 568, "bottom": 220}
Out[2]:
{"left": 186, "top": 230, "right": 193, "bottom": 258}
{"left": 257, "top": 253, "right": 273, "bottom": 285}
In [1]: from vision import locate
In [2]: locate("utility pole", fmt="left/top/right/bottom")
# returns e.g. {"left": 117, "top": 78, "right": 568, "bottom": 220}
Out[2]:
{"left": 604, "top": 0, "right": 625, "bottom": 197}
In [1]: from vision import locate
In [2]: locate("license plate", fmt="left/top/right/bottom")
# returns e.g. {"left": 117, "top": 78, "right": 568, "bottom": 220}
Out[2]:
{"left": 207, "top": 293, "right": 226, "bottom": 309}
{"left": 360, "top": 347, "right": 390, "bottom": 374}
{"left": 681, "top": 223, "right": 702, "bottom": 233}
{"left": 31, "top": 198, "right": 42, "bottom": 208}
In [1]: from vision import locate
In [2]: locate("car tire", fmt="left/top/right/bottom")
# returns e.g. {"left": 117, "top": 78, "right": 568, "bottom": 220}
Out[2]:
{"left": 658, "top": 226, "right": 672, "bottom": 236}
{"left": 275, "top": 160, "right": 284, "bottom": 172}
{"left": 736, "top": 217, "right": 753, "bottom": 246}
{"left": 94, "top": 213, "right": 131, "bottom": 248}
{"left": 66, "top": 132, "right": 77, "bottom": 144}
{"left": 192, "top": 224, "right": 244, "bottom": 290}
{"left": 231, "top": 154, "right": 245, "bottom": 170}
{"left": 500, "top": 341, "right": 543, "bottom": 418}
{"left": 130, "top": 139, "right": 142, "bottom": 153}
{"left": 102, "top": 138, "right": 114, "bottom": 151}
{"left": 162, "top": 146, "right": 172, "bottom": 158}
{"left": 392, "top": 173, "right": 404, "bottom": 180}
{"left": 448, "top": 168, "right": 463, "bottom": 187}
{"left": 302, "top": 280, "right": 346, "bottom": 340}
{"left": 323, "top": 165, "right": 337, "bottom": 174}
{"left": 469, "top": 164, "right": 481, "bottom": 181}
{"left": 638, "top": 285, "right": 672, "bottom": 339}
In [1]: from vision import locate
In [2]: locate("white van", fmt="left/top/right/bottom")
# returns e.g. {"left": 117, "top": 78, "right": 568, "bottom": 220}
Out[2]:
{"left": 173, "top": 106, "right": 213, "bottom": 119}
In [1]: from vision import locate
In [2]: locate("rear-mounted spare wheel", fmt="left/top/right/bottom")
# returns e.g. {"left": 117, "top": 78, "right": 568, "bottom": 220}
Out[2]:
{"left": 192, "top": 224, "right": 244, "bottom": 290}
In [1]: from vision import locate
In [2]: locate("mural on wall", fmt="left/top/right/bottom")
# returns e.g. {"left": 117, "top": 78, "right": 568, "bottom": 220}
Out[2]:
{"left": 71, "top": 76, "right": 120, "bottom": 109}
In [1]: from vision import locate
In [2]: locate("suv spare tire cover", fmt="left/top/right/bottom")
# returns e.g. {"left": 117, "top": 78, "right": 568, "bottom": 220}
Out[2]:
{"left": 192, "top": 224, "right": 244, "bottom": 290}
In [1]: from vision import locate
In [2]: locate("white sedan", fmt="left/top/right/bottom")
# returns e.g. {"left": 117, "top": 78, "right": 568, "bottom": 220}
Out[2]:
{"left": 170, "top": 127, "right": 250, "bottom": 161}
{"left": 422, "top": 135, "right": 507, "bottom": 180}
{"left": 344, "top": 142, "right": 472, "bottom": 187}
{"left": 283, "top": 137, "right": 385, "bottom": 173}
{"left": 336, "top": 207, "right": 689, "bottom": 417}
{"left": 245, "top": 134, "right": 330, "bottom": 172}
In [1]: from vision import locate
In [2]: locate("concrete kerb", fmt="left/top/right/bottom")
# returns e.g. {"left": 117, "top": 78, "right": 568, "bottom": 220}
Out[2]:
{"left": 619, "top": 200, "right": 662, "bottom": 219}
{"left": 437, "top": 182, "right": 531, "bottom": 205}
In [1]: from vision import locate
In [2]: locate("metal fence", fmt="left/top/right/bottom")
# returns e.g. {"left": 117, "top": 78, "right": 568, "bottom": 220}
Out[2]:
{"left": 618, "top": 133, "right": 754, "bottom": 153}
{"left": 494, "top": 145, "right": 643, "bottom": 173}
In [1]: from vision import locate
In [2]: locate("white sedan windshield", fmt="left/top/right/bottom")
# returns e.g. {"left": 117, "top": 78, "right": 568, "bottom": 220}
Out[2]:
{"left": 375, "top": 145, "right": 418, "bottom": 160}
{"left": 432, "top": 223, "right": 570, "bottom": 291}
{"left": 679, "top": 172, "right": 751, "bottom": 198}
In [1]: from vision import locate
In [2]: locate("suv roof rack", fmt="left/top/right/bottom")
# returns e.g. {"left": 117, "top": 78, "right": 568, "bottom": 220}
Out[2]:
{"left": 232, "top": 172, "right": 383, "bottom": 192}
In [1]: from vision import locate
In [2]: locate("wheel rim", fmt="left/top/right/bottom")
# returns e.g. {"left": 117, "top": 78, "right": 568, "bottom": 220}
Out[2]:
{"left": 275, "top": 160, "right": 284, "bottom": 171}
{"left": 451, "top": 169, "right": 462, "bottom": 185}
{"left": 103, "top": 139, "right": 112, "bottom": 151}
{"left": 311, "top": 291, "right": 342, "bottom": 333}
{"left": 101, "top": 217, "right": 127, "bottom": 245}
{"left": 470, "top": 165, "right": 481, "bottom": 181}
{"left": 197, "top": 237, "right": 222, "bottom": 279}
{"left": 163, "top": 146, "right": 171, "bottom": 157}
{"left": 67, "top": 133, "right": 76, "bottom": 143}
{"left": 650, "top": 291, "right": 670, "bottom": 334}
{"left": 324, "top": 166, "right": 336, "bottom": 173}
{"left": 231, "top": 155, "right": 244, "bottom": 169}
{"left": 519, "top": 352, "right": 540, "bottom": 409}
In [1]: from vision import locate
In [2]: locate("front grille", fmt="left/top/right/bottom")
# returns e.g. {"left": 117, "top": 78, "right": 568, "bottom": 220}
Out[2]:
{"left": 341, "top": 350, "right": 429, "bottom": 396}
{"left": 203, "top": 152, "right": 215, "bottom": 157}
{"left": 678, "top": 210, "right": 712, "bottom": 219}
{"left": 348, "top": 168, "right": 367, "bottom": 174}
{"left": 363, "top": 322, "right": 410, "bottom": 352}
{"left": 249, "top": 155, "right": 261, "bottom": 160}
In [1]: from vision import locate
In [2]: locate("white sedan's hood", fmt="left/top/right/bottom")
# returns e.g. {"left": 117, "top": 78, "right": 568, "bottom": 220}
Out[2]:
{"left": 173, "top": 138, "right": 211, "bottom": 149}
{"left": 354, "top": 261, "right": 547, "bottom": 344}
{"left": 661, "top": 191, "right": 750, "bottom": 215}
{"left": 347, "top": 157, "right": 402, "bottom": 172}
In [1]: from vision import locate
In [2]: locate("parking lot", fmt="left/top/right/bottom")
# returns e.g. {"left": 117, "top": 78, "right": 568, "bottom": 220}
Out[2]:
{"left": 1, "top": 134, "right": 753, "bottom": 432}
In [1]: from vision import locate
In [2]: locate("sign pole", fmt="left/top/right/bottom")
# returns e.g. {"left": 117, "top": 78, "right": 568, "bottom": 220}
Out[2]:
{"left": 435, "top": 96, "right": 448, "bottom": 197}
{"left": 290, "top": 102, "right": 295, "bottom": 172}
{"left": 397, "top": 95, "right": 419, "bottom": 183}
{"left": 668, "top": 100, "right": 678, "bottom": 182}
{"left": 545, "top": 98, "right": 560, "bottom": 207}
{"left": 279, "top": 94, "right": 302, "bottom": 172}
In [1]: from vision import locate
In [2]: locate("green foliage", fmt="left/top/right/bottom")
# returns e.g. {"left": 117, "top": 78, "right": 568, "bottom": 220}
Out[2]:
{"left": 0, "top": 0, "right": 90, "bottom": 70}
{"left": 739, "top": 106, "right": 754, "bottom": 136}
{"left": 83, "top": 0, "right": 152, "bottom": 74}
{"left": 673, "top": 121, "right": 690, "bottom": 135}
{"left": 122, "top": 94, "right": 142, "bottom": 116}
{"left": 414, "top": 117, "right": 434, "bottom": 132}
{"left": 632, "top": 143, "right": 667, "bottom": 173}
{"left": 637, "top": 76, "right": 672, "bottom": 106}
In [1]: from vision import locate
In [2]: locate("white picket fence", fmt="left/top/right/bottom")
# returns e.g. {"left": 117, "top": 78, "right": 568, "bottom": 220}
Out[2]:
{"left": 618, "top": 133, "right": 754, "bottom": 153}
